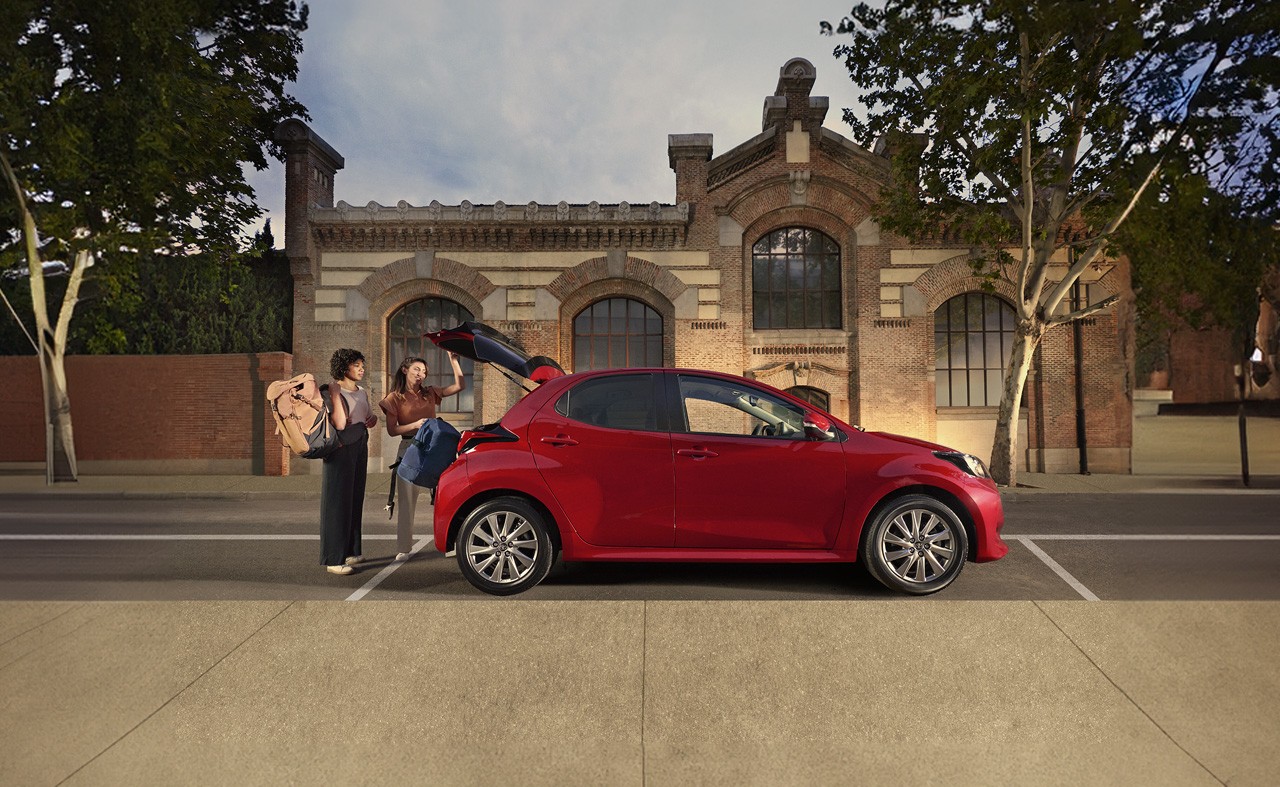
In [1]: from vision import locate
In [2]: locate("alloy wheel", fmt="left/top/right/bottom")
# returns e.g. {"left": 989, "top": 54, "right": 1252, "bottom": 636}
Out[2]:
{"left": 464, "top": 510, "right": 540, "bottom": 585}
{"left": 878, "top": 506, "right": 959, "bottom": 584}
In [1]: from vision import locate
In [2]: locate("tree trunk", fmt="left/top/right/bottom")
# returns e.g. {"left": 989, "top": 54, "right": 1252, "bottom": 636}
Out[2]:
{"left": 38, "top": 341, "right": 78, "bottom": 482}
{"left": 3, "top": 150, "right": 81, "bottom": 483}
{"left": 990, "top": 321, "right": 1041, "bottom": 486}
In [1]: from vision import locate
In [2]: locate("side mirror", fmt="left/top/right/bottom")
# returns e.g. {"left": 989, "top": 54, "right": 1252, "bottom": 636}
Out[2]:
{"left": 803, "top": 413, "right": 834, "bottom": 441}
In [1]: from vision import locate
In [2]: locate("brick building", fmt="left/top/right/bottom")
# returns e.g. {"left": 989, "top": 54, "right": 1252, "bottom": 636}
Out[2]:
{"left": 277, "top": 57, "right": 1133, "bottom": 476}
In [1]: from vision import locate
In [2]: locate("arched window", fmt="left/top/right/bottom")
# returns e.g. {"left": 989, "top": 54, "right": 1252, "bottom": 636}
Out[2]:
{"left": 752, "top": 227, "right": 841, "bottom": 329}
{"left": 387, "top": 297, "right": 474, "bottom": 412}
{"left": 786, "top": 385, "right": 830, "bottom": 412}
{"left": 573, "top": 298, "right": 663, "bottom": 371}
{"left": 934, "top": 293, "right": 1015, "bottom": 407}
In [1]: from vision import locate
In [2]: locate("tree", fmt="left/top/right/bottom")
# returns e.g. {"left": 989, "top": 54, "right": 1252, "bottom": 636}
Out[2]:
{"left": 67, "top": 222, "right": 292, "bottom": 356}
{"left": 0, "top": 0, "right": 308, "bottom": 482}
{"left": 822, "top": 0, "right": 1279, "bottom": 484}
{"left": 1117, "top": 166, "right": 1280, "bottom": 386}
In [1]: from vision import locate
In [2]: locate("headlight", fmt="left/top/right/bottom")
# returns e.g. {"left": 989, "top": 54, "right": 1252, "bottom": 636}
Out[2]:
{"left": 933, "top": 451, "right": 991, "bottom": 479}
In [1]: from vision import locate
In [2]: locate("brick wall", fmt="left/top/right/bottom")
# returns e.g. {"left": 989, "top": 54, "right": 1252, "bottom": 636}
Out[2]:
{"left": 1170, "top": 328, "right": 1280, "bottom": 402}
{"left": 1, "top": 353, "right": 292, "bottom": 475}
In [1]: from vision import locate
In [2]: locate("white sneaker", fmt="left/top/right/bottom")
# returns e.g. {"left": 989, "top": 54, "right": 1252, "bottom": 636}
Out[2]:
{"left": 396, "top": 552, "right": 411, "bottom": 561}
{"left": 344, "top": 555, "right": 365, "bottom": 566}
{"left": 326, "top": 564, "right": 353, "bottom": 575}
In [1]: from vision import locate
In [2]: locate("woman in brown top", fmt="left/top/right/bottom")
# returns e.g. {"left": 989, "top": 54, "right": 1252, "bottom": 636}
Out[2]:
{"left": 379, "top": 352, "right": 465, "bottom": 559}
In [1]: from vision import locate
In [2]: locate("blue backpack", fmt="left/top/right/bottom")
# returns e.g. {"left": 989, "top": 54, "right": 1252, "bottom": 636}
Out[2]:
{"left": 396, "top": 418, "right": 461, "bottom": 489}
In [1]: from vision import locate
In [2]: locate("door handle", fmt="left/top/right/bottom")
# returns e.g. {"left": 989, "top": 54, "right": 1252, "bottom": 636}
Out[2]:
{"left": 540, "top": 435, "right": 579, "bottom": 447}
{"left": 677, "top": 448, "right": 718, "bottom": 459}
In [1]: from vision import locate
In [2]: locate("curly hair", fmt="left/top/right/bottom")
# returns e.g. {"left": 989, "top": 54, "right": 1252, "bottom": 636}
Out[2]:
{"left": 329, "top": 348, "right": 366, "bottom": 381}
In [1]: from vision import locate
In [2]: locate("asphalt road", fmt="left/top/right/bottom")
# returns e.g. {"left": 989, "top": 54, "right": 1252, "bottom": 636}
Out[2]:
{"left": 2, "top": 491, "right": 1277, "bottom": 602}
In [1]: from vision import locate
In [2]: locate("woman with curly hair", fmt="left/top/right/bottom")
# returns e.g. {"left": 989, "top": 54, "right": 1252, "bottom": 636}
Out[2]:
{"left": 321, "top": 348, "right": 378, "bottom": 575}
{"left": 379, "top": 352, "right": 465, "bottom": 560}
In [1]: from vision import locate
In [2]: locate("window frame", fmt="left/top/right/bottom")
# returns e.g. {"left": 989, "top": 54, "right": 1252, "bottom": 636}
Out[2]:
{"left": 386, "top": 296, "right": 475, "bottom": 413}
{"left": 571, "top": 297, "right": 665, "bottom": 371}
{"left": 751, "top": 227, "right": 842, "bottom": 330}
{"left": 933, "top": 292, "right": 1016, "bottom": 408}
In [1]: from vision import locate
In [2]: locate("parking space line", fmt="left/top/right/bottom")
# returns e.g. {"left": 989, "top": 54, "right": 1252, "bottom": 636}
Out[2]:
{"left": 0, "top": 534, "right": 396, "bottom": 540}
{"left": 1011, "top": 534, "right": 1280, "bottom": 540}
{"left": 346, "top": 537, "right": 433, "bottom": 602}
{"left": 1009, "top": 536, "right": 1100, "bottom": 601}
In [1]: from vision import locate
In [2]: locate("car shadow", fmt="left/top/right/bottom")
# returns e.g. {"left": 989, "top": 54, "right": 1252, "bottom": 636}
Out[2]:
{"left": 538, "top": 560, "right": 897, "bottom": 599}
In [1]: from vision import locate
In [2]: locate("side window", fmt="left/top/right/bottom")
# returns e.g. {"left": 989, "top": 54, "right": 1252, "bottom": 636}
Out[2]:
{"left": 677, "top": 376, "right": 805, "bottom": 439}
{"left": 556, "top": 374, "right": 658, "bottom": 432}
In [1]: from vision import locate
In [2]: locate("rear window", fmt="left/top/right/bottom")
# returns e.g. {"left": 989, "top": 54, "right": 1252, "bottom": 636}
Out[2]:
{"left": 555, "top": 374, "right": 658, "bottom": 432}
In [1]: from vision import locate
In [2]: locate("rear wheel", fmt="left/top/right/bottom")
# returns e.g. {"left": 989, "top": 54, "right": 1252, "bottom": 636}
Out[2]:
{"left": 456, "top": 497, "right": 554, "bottom": 596}
{"left": 860, "top": 494, "right": 968, "bottom": 595}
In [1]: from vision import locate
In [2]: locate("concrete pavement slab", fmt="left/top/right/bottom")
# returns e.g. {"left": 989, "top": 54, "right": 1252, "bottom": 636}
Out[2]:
{"left": 0, "top": 601, "right": 291, "bottom": 786}
{"left": 64, "top": 601, "right": 645, "bottom": 786}
{"left": 1040, "top": 601, "right": 1280, "bottom": 787}
{"left": 642, "top": 601, "right": 1220, "bottom": 786}
{"left": 2, "top": 600, "right": 1275, "bottom": 785}
{"left": 0, "top": 601, "right": 93, "bottom": 670}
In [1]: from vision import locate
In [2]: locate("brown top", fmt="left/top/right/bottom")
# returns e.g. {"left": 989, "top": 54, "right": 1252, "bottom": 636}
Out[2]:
{"left": 379, "top": 386, "right": 444, "bottom": 437}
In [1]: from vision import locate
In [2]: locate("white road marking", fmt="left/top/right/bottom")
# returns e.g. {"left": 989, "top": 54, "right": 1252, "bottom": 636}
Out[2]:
{"left": 0, "top": 534, "right": 396, "bottom": 540}
{"left": 1008, "top": 536, "right": 1100, "bottom": 601}
{"left": 1011, "top": 534, "right": 1280, "bottom": 540}
{"left": 346, "top": 537, "right": 433, "bottom": 602}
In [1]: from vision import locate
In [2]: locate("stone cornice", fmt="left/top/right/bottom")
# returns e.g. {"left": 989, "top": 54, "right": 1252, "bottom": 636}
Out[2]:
{"left": 818, "top": 130, "right": 891, "bottom": 182}
{"left": 311, "top": 223, "right": 689, "bottom": 251}
{"left": 311, "top": 199, "right": 689, "bottom": 225}
{"left": 707, "top": 130, "right": 777, "bottom": 190}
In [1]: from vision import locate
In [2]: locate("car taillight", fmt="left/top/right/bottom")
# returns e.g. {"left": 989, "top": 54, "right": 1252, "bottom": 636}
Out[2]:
{"left": 457, "top": 424, "right": 518, "bottom": 454}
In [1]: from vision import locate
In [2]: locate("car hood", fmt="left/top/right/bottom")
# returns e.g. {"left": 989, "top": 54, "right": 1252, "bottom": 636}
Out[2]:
{"left": 425, "top": 321, "right": 566, "bottom": 383}
{"left": 870, "top": 431, "right": 957, "bottom": 454}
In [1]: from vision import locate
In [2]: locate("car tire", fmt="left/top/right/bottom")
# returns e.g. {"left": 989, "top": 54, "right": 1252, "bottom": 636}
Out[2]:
{"left": 456, "top": 496, "right": 555, "bottom": 596}
{"left": 860, "top": 494, "right": 968, "bottom": 595}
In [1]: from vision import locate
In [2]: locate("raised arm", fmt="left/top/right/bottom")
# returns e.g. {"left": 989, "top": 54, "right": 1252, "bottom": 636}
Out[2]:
{"left": 437, "top": 351, "right": 466, "bottom": 397}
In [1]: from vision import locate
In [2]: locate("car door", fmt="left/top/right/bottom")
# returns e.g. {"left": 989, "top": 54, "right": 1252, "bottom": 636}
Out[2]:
{"left": 528, "top": 372, "right": 675, "bottom": 547}
{"left": 669, "top": 373, "right": 846, "bottom": 549}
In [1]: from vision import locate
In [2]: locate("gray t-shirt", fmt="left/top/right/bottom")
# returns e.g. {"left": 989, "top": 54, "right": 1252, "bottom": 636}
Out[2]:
{"left": 338, "top": 386, "right": 372, "bottom": 425}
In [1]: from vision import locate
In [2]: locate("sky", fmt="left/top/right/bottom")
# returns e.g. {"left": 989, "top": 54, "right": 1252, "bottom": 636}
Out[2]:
{"left": 245, "top": 0, "right": 871, "bottom": 243}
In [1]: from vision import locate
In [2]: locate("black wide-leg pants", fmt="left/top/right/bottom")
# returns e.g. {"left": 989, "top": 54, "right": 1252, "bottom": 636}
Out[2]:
{"left": 320, "top": 427, "right": 368, "bottom": 566}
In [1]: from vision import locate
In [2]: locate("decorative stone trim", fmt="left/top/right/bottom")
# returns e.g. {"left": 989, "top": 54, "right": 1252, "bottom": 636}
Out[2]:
{"left": 546, "top": 256, "right": 689, "bottom": 306}
{"left": 872, "top": 318, "right": 912, "bottom": 329}
{"left": 354, "top": 255, "right": 497, "bottom": 305}
{"left": 708, "top": 132, "right": 776, "bottom": 189}
{"left": 691, "top": 320, "right": 727, "bottom": 330}
{"left": 751, "top": 345, "right": 845, "bottom": 355}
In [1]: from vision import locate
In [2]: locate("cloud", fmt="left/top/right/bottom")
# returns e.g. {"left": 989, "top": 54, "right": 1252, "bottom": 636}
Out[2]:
{"left": 246, "top": 0, "right": 867, "bottom": 242}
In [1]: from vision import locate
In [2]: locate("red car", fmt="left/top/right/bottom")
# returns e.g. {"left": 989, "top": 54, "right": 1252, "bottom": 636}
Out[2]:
{"left": 428, "top": 323, "right": 1007, "bottom": 596}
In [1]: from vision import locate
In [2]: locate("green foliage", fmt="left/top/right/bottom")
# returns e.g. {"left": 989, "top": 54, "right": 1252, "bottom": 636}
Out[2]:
{"left": 0, "top": 225, "right": 292, "bottom": 355}
{"left": 822, "top": 0, "right": 1279, "bottom": 275}
{"left": 0, "top": 0, "right": 308, "bottom": 345}
{"left": 1115, "top": 167, "right": 1280, "bottom": 371}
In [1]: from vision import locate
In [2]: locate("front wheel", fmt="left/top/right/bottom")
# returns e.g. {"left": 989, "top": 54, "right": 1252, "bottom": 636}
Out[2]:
{"left": 860, "top": 494, "right": 968, "bottom": 595}
{"left": 456, "top": 497, "right": 554, "bottom": 596}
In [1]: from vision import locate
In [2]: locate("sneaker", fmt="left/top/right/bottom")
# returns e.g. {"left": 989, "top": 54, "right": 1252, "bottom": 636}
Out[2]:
{"left": 326, "top": 564, "right": 353, "bottom": 575}
{"left": 344, "top": 555, "right": 365, "bottom": 566}
{"left": 396, "top": 552, "right": 411, "bottom": 561}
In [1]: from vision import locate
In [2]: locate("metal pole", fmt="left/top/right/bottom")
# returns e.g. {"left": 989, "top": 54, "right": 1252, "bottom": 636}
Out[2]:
{"left": 45, "top": 422, "right": 54, "bottom": 486}
{"left": 1237, "top": 369, "right": 1250, "bottom": 487}
{"left": 1072, "top": 279, "right": 1089, "bottom": 475}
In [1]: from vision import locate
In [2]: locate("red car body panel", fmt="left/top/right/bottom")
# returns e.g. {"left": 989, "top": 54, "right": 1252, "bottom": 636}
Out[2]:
{"left": 528, "top": 411, "right": 677, "bottom": 547}
{"left": 670, "top": 430, "right": 846, "bottom": 549}
{"left": 433, "top": 368, "right": 1008, "bottom": 566}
